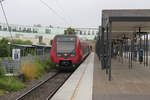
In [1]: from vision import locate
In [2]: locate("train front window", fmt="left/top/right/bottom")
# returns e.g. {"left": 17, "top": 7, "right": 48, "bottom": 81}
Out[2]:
{"left": 56, "top": 37, "right": 76, "bottom": 53}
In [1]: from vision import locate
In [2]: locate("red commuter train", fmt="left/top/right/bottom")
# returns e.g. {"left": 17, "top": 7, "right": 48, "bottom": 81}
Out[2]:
{"left": 50, "top": 35, "right": 90, "bottom": 70}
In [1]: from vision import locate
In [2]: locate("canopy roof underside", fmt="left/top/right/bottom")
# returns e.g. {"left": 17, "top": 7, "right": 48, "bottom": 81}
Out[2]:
{"left": 102, "top": 9, "right": 150, "bottom": 39}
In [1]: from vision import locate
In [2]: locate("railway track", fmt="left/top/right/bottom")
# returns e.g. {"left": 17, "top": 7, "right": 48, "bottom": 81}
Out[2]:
{"left": 16, "top": 72, "right": 71, "bottom": 100}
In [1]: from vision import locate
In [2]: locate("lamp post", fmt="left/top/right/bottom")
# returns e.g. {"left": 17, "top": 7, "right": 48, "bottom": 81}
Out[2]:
{"left": 8, "top": 42, "right": 11, "bottom": 58}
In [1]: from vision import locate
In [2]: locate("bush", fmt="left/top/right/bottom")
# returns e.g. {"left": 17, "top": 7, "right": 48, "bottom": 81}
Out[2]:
{"left": 0, "top": 38, "right": 9, "bottom": 57}
{"left": 0, "top": 62, "right": 6, "bottom": 76}
{"left": 20, "top": 59, "right": 55, "bottom": 81}
{"left": 21, "top": 61, "right": 46, "bottom": 81}
{"left": 0, "top": 89, "right": 6, "bottom": 96}
{"left": 0, "top": 38, "right": 33, "bottom": 57}
{"left": 0, "top": 76, "right": 26, "bottom": 92}
{"left": 38, "top": 59, "right": 55, "bottom": 72}
{"left": 12, "top": 39, "right": 32, "bottom": 45}
{"left": 0, "top": 67, "right": 5, "bottom": 76}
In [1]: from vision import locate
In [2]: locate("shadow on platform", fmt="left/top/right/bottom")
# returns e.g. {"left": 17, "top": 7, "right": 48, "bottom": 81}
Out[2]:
{"left": 93, "top": 54, "right": 150, "bottom": 100}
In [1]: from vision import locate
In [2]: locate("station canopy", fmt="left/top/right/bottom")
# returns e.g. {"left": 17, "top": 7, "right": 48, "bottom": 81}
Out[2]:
{"left": 102, "top": 9, "right": 150, "bottom": 39}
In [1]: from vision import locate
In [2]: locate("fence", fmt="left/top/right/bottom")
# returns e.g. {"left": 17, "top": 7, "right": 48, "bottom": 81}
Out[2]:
{"left": 0, "top": 54, "right": 50, "bottom": 75}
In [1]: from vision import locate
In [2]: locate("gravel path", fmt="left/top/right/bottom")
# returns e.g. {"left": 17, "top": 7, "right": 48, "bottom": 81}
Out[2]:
{"left": 0, "top": 71, "right": 57, "bottom": 100}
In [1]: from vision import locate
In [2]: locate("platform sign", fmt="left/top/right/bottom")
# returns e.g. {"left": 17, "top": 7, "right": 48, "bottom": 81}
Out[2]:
{"left": 12, "top": 49, "right": 20, "bottom": 60}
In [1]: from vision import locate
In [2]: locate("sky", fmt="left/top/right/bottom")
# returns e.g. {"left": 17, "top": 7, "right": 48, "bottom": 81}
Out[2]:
{"left": 0, "top": 0, "right": 150, "bottom": 28}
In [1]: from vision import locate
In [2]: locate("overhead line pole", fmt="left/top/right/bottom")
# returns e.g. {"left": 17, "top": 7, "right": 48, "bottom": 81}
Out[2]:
{"left": 0, "top": 0, "right": 13, "bottom": 41}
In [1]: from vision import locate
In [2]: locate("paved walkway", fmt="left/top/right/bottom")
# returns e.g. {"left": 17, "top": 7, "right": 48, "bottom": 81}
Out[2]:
{"left": 93, "top": 54, "right": 150, "bottom": 100}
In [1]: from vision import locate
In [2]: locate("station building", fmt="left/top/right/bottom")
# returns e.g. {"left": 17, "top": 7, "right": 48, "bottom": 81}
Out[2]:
{"left": 74, "top": 28, "right": 98, "bottom": 40}
{"left": 0, "top": 23, "right": 98, "bottom": 45}
{"left": 0, "top": 23, "right": 64, "bottom": 45}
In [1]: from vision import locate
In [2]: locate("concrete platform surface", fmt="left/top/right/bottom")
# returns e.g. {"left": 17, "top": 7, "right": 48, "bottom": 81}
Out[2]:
{"left": 93, "top": 54, "right": 150, "bottom": 100}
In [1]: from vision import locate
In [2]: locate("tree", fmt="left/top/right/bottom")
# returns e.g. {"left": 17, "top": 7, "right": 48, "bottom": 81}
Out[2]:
{"left": 0, "top": 38, "right": 33, "bottom": 57}
{"left": 94, "top": 36, "right": 97, "bottom": 40}
{"left": 0, "top": 38, "right": 9, "bottom": 57}
{"left": 64, "top": 27, "right": 75, "bottom": 35}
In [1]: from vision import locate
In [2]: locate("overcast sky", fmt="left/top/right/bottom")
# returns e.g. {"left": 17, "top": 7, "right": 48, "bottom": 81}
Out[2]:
{"left": 0, "top": 0, "right": 150, "bottom": 28}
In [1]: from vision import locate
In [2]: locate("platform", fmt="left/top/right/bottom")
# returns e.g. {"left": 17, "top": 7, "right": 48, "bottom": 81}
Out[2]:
{"left": 51, "top": 53, "right": 150, "bottom": 100}
{"left": 93, "top": 55, "right": 150, "bottom": 100}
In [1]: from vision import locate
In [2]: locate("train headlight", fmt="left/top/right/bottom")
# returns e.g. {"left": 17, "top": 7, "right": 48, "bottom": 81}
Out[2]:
{"left": 64, "top": 53, "right": 68, "bottom": 56}
{"left": 57, "top": 54, "right": 61, "bottom": 57}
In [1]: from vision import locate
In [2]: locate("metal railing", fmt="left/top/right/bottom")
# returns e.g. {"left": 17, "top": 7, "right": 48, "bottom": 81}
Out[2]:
{"left": 0, "top": 54, "right": 50, "bottom": 75}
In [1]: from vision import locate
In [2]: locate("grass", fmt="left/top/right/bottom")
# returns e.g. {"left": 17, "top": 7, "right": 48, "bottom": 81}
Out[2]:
{"left": 0, "top": 76, "right": 26, "bottom": 92}
{"left": 0, "top": 58, "right": 55, "bottom": 95}
{"left": 0, "top": 67, "right": 6, "bottom": 76}
{"left": 38, "top": 59, "right": 55, "bottom": 72}
{"left": 0, "top": 59, "right": 25, "bottom": 92}
{"left": 21, "top": 62, "right": 44, "bottom": 81}
{"left": 0, "top": 64, "right": 25, "bottom": 93}
{"left": 0, "top": 89, "right": 7, "bottom": 96}
{"left": 20, "top": 59, "right": 55, "bottom": 81}
{"left": 0, "top": 57, "right": 12, "bottom": 60}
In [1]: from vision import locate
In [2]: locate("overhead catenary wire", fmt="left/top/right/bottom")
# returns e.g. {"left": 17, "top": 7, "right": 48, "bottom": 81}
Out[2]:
{"left": 0, "top": 0, "right": 14, "bottom": 41}
{"left": 54, "top": 0, "right": 72, "bottom": 25}
{"left": 39, "top": 0, "right": 70, "bottom": 26}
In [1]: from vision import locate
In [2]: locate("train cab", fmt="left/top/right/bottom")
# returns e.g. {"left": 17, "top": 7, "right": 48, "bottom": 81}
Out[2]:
{"left": 50, "top": 35, "right": 89, "bottom": 70}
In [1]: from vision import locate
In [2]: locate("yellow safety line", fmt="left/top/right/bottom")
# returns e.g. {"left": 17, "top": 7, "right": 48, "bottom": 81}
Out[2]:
{"left": 70, "top": 54, "right": 91, "bottom": 100}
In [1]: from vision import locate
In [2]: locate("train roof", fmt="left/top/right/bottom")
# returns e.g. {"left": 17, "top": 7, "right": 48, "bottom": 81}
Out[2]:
{"left": 55, "top": 35, "right": 78, "bottom": 38}
{"left": 54, "top": 35, "right": 80, "bottom": 40}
